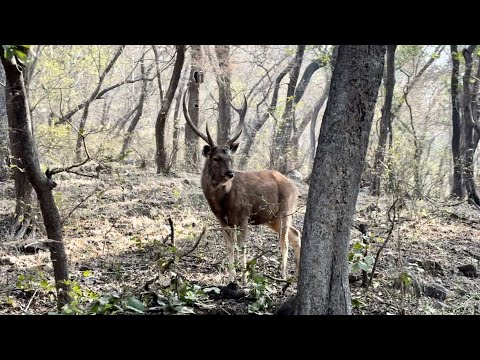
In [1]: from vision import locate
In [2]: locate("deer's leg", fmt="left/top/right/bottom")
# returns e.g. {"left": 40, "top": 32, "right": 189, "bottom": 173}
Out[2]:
{"left": 236, "top": 223, "right": 249, "bottom": 286}
{"left": 268, "top": 217, "right": 290, "bottom": 279}
{"left": 288, "top": 226, "right": 301, "bottom": 276}
{"left": 222, "top": 227, "right": 236, "bottom": 283}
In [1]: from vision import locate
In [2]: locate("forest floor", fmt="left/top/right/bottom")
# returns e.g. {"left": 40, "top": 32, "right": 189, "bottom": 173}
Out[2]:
{"left": 0, "top": 164, "right": 479, "bottom": 315}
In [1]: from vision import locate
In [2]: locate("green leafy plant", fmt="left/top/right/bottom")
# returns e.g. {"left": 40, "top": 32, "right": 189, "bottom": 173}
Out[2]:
{"left": 246, "top": 259, "right": 275, "bottom": 313}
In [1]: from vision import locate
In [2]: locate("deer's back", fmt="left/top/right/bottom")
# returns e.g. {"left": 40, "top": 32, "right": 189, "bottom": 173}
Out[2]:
{"left": 220, "top": 170, "right": 299, "bottom": 226}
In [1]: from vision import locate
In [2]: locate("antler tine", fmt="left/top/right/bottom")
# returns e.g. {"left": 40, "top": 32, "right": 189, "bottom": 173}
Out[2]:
{"left": 205, "top": 123, "right": 215, "bottom": 146}
{"left": 182, "top": 89, "right": 213, "bottom": 146}
{"left": 227, "top": 94, "right": 247, "bottom": 145}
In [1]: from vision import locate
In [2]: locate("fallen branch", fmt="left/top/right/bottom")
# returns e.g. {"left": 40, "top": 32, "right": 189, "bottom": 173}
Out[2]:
{"left": 161, "top": 227, "right": 206, "bottom": 273}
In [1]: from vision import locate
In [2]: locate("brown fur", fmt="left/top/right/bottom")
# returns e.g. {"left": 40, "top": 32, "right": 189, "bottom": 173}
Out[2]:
{"left": 182, "top": 91, "right": 300, "bottom": 284}
{"left": 201, "top": 145, "right": 301, "bottom": 284}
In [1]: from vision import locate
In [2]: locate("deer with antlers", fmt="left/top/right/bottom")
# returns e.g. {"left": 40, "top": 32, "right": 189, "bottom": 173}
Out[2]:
{"left": 183, "top": 90, "right": 301, "bottom": 285}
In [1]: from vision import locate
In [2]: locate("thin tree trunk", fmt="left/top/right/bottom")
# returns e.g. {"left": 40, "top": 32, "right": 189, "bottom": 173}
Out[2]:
{"left": 450, "top": 45, "right": 465, "bottom": 198}
{"left": 239, "top": 62, "right": 292, "bottom": 169}
{"left": 184, "top": 45, "right": 203, "bottom": 170}
{"left": 295, "top": 45, "right": 386, "bottom": 315}
{"left": 274, "top": 45, "right": 305, "bottom": 173}
{"left": 308, "top": 90, "right": 329, "bottom": 170}
{"left": 120, "top": 57, "right": 148, "bottom": 157}
{"left": 156, "top": 45, "right": 185, "bottom": 173}
{"left": 0, "top": 63, "right": 8, "bottom": 181}
{"left": 1, "top": 48, "right": 72, "bottom": 309}
{"left": 215, "top": 45, "right": 232, "bottom": 145}
{"left": 75, "top": 46, "right": 125, "bottom": 161}
{"left": 371, "top": 45, "right": 397, "bottom": 196}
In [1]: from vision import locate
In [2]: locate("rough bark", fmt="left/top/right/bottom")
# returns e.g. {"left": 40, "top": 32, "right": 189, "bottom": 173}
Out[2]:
{"left": 1, "top": 48, "right": 72, "bottom": 309}
{"left": 371, "top": 45, "right": 397, "bottom": 196}
{"left": 214, "top": 45, "right": 232, "bottom": 145}
{"left": 0, "top": 62, "right": 8, "bottom": 181}
{"left": 184, "top": 45, "right": 203, "bottom": 170}
{"left": 450, "top": 45, "right": 465, "bottom": 198}
{"left": 295, "top": 45, "right": 386, "bottom": 315}
{"left": 2, "top": 59, "right": 34, "bottom": 238}
{"left": 155, "top": 45, "right": 185, "bottom": 173}
{"left": 462, "top": 46, "right": 480, "bottom": 206}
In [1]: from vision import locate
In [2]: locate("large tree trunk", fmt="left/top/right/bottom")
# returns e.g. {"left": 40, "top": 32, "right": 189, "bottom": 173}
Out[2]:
{"left": 2, "top": 59, "right": 34, "bottom": 239}
{"left": 462, "top": 46, "right": 480, "bottom": 206}
{"left": 295, "top": 45, "right": 386, "bottom": 315}
{"left": 1, "top": 48, "right": 72, "bottom": 309}
{"left": 184, "top": 45, "right": 203, "bottom": 171}
{"left": 370, "top": 45, "right": 397, "bottom": 196}
{"left": 156, "top": 45, "right": 185, "bottom": 173}
{"left": 215, "top": 45, "right": 232, "bottom": 145}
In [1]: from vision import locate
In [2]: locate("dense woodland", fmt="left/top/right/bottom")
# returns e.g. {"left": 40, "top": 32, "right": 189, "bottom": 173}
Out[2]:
{"left": 0, "top": 45, "right": 478, "bottom": 315}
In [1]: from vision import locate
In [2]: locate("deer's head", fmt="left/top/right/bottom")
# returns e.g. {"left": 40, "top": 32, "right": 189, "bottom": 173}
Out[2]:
{"left": 183, "top": 90, "right": 247, "bottom": 186}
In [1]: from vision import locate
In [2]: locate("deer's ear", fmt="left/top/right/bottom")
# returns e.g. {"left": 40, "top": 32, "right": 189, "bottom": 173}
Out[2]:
{"left": 202, "top": 145, "right": 211, "bottom": 157}
{"left": 230, "top": 142, "right": 239, "bottom": 154}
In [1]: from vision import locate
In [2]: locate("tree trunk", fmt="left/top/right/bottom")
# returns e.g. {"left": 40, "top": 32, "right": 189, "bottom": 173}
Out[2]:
{"left": 2, "top": 60, "right": 34, "bottom": 239}
{"left": 75, "top": 45, "right": 125, "bottom": 162}
{"left": 120, "top": 57, "right": 148, "bottom": 157}
{"left": 295, "top": 45, "right": 386, "bottom": 315}
{"left": 215, "top": 45, "right": 232, "bottom": 145}
{"left": 238, "top": 62, "right": 292, "bottom": 169}
{"left": 274, "top": 45, "right": 305, "bottom": 173}
{"left": 371, "top": 45, "right": 397, "bottom": 196}
{"left": 0, "top": 62, "right": 8, "bottom": 181}
{"left": 462, "top": 46, "right": 480, "bottom": 206}
{"left": 184, "top": 45, "right": 203, "bottom": 170}
{"left": 156, "top": 45, "right": 185, "bottom": 173}
{"left": 308, "top": 88, "right": 329, "bottom": 170}
{"left": 1, "top": 48, "right": 72, "bottom": 309}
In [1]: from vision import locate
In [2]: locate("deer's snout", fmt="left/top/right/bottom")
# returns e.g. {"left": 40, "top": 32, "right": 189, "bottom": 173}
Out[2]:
{"left": 226, "top": 170, "right": 235, "bottom": 179}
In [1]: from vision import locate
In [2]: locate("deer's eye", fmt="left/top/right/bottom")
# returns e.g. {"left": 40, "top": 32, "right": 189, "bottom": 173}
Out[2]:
{"left": 213, "top": 157, "right": 220, "bottom": 162}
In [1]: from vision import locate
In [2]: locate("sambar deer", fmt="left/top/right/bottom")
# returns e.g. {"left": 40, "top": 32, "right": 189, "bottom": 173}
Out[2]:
{"left": 183, "top": 90, "right": 301, "bottom": 284}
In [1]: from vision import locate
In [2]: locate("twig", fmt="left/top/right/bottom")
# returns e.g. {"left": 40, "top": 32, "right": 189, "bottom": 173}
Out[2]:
{"left": 24, "top": 289, "right": 38, "bottom": 313}
{"left": 161, "top": 227, "right": 207, "bottom": 273}
{"left": 168, "top": 217, "right": 175, "bottom": 246}
{"left": 261, "top": 273, "right": 290, "bottom": 283}
{"left": 367, "top": 197, "right": 400, "bottom": 288}
{"left": 61, "top": 187, "right": 100, "bottom": 225}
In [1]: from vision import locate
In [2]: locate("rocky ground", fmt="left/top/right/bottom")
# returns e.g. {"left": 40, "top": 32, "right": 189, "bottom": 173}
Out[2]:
{"left": 0, "top": 164, "right": 478, "bottom": 315}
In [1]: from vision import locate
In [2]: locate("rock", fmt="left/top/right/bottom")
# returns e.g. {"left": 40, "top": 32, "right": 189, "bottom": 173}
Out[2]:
{"left": 433, "top": 301, "right": 449, "bottom": 310}
{"left": 275, "top": 296, "right": 296, "bottom": 315}
{"left": 349, "top": 274, "right": 360, "bottom": 283}
{"left": 458, "top": 264, "right": 477, "bottom": 278}
{"left": 0, "top": 257, "right": 16, "bottom": 266}
{"left": 220, "top": 282, "right": 245, "bottom": 300}
{"left": 79, "top": 264, "right": 92, "bottom": 272}
{"left": 424, "top": 283, "right": 447, "bottom": 301}
{"left": 287, "top": 170, "right": 303, "bottom": 182}
{"left": 408, "top": 258, "right": 444, "bottom": 276}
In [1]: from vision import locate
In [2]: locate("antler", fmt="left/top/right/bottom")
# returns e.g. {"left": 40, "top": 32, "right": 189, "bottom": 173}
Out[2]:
{"left": 183, "top": 89, "right": 215, "bottom": 147}
{"left": 227, "top": 94, "right": 247, "bottom": 146}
